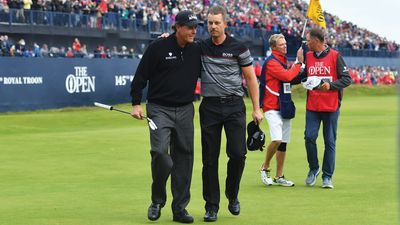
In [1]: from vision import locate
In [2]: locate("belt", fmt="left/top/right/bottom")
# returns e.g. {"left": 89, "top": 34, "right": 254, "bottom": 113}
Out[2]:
{"left": 203, "top": 95, "right": 242, "bottom": 104}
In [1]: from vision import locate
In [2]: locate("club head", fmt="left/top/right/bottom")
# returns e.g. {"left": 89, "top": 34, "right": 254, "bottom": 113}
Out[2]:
{"left": 146, "top": 117, "right": 158, "bottom": 130}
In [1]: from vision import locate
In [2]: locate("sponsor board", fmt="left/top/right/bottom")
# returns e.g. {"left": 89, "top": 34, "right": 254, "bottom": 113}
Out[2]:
{"left": 0, "top": 58, "right": 138, "bottom": 112}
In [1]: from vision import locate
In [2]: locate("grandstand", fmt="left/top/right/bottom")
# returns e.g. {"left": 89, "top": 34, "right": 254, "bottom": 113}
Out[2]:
{"left": 1, "top": 0, "right": 399, "bottom": 57}
{"left": 0, "top": 0, "right": 399, "bottom": 112}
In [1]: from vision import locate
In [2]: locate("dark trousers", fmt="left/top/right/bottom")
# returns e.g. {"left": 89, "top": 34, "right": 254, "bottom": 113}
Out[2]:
{"left": 146, "top": 102, "right": 194, "bottom": 214}
{"left": 199, "top": 96, "right": 247, "bottom": 212}
{"left": 304, "top": 109, "right": 339, "bottom": 179}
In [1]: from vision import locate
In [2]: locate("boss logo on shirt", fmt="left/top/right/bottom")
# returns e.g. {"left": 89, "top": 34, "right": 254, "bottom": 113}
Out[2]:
{"left": 165, "top": 52, "right": 177, "bottom": 60}
{"left": 222, "top": 52, "right": 233, "bottom": 58}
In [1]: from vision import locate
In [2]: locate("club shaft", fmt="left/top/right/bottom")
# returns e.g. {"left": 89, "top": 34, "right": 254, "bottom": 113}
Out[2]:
{"left": 94, "top": 102, "right": 157, "bottom": 130}
{"left": 112, "top": 108, "right": 131, "bottom": 115}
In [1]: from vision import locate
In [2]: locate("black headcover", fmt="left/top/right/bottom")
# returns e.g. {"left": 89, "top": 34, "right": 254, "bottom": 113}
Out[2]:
{"left": 246, "top": 121, "right": 265, "bottom": 151}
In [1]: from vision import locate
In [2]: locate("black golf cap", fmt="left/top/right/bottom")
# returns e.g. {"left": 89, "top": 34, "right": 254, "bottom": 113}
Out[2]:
{"left": 175, "top": 10, "right": 199, "bottom": 28}
{"left": 246, "top": 121, "right": 265, "bottom": 151}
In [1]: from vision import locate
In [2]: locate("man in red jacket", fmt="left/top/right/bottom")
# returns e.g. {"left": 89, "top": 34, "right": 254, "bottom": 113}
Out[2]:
{"left": 259, "top": 34, "right": 304, "bottom": 187}
{"left": 301, "top": 28, "right": 351, "bottom": 189}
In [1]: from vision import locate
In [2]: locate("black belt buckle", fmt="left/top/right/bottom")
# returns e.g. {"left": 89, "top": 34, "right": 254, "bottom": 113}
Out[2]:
{"left": 219, "top": 95, "right": 234, "bottom": 103}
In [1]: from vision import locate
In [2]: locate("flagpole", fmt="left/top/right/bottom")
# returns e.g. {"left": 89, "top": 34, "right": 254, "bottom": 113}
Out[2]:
{"left": 301, "top": 18, "right": 308, "bottom": 39}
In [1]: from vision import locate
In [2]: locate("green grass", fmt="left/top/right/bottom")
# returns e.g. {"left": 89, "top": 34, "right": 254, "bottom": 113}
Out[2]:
{"left": 0, "top": 86, "right": 398, "bottom": 225}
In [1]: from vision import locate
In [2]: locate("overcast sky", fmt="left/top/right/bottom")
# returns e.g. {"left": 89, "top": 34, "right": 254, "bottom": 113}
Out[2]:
{"left": 321, "top": 0, "right": 400, "bottom": 43}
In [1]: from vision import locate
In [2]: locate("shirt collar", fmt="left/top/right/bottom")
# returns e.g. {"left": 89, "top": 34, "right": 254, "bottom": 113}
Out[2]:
{"left": 315, "top": 45, "right": 330, "bottom": 57}
{"left": 170, "top": 33, "right": 187, "bottom": 50}
{"left": 208, "top": 33, "right": 231, "bottom": 46}
{"left": 271, "top": 50, "right": 287, "bottom": 62}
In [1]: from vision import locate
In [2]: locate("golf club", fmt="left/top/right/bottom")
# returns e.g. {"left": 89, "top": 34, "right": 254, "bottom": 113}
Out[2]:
{"left": 94, "top": 102, "right": 158, "bottom": 130}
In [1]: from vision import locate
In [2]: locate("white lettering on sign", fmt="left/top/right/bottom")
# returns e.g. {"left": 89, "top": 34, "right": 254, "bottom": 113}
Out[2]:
{"left": 115, "top": 75, "right": 134, "bottom": 86}
{"left": 65, "top": 66, "right": 96, "bottom": 94}
{"left": 0, "top": 76, "right": 43, "bottom": 85}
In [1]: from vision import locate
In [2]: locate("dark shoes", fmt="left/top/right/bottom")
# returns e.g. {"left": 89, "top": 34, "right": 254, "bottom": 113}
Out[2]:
{"left": 204, "top": 211, "right": 218, "bottom": 222}
{"left": 203, "top": 199, "right": 239, "bottom": 222}
{"left": 148, "top": 204, "right": 193, "bottom": 223}
{"left": 228, "top": 199, "right": 240, "bottom": 215}
{"left": 147, "top": 203, "right": 162, "bottom": 221}
{"left": 173, "top": 209, "right": 194, "bottom": 223}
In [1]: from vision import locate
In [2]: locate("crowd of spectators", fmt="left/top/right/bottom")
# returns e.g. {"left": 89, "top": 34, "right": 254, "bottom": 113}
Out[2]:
{"left": 1, "top": 0, "right": 399, "bottom": 84}
{"left": 0, "top": 0, "right": 398, "bottom": 52}
{"left": 349, "top": 66, "right": 398, "bottom": 85}
{"left": 0, "top": 35, "right": 137, "bottom": 58}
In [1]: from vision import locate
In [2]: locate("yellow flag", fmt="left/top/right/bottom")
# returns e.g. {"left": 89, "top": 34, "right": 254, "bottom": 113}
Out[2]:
{"left": 307, "top": 0, "right": 326, "bottom": 29}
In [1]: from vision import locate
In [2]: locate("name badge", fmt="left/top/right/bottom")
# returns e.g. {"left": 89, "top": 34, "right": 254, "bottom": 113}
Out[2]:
{"left": 283, "top": 83, "right": 291, "bottom": 94}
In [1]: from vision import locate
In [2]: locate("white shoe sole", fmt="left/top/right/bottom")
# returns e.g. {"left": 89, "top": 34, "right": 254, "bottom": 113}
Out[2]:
{"left": 262, "top": 178, "right": 273, "bottom": 186}
{"left": 261, "top": 171, "right": 273, "bottom": 186}
{"left": 322, "top": 181, "right": 334, "bottom": 189}
{"left": 275, "top": 182, "right": 295, "bottom": 187}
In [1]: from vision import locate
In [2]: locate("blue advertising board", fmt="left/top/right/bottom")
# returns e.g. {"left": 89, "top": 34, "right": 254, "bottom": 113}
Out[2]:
{"left": 0, "top": 57, "right": 141, "bottom": 112}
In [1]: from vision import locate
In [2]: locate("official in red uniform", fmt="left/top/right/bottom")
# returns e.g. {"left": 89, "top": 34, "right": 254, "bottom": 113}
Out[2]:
{"left": 259, "top": 34, "right": 304, "bottom": 187}
{"left": 299, "top": 28, "right": 351, "bottom": 189}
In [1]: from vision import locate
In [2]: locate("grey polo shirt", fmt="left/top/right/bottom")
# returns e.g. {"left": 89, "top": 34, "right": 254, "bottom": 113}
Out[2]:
{"left": 199, "top": 35, "right": 253, "bottom": 97}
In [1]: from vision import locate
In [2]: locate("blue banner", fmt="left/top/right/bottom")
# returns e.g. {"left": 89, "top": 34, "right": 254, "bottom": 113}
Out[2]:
{"left": 0, "top": 57, "right": 141, "bottom": 112}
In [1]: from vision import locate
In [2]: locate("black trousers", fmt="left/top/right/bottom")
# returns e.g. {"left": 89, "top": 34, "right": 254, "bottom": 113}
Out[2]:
{"left": 146, "top": 102, "right": 194, "bottom": 214}
{"left": 199, "top": 96, "right": 247, "bottom": 212}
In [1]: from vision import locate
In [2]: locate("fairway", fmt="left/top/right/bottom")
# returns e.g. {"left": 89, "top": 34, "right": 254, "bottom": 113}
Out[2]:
{"left": 0, "top": 91, "right": 398, "bottom": 225}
